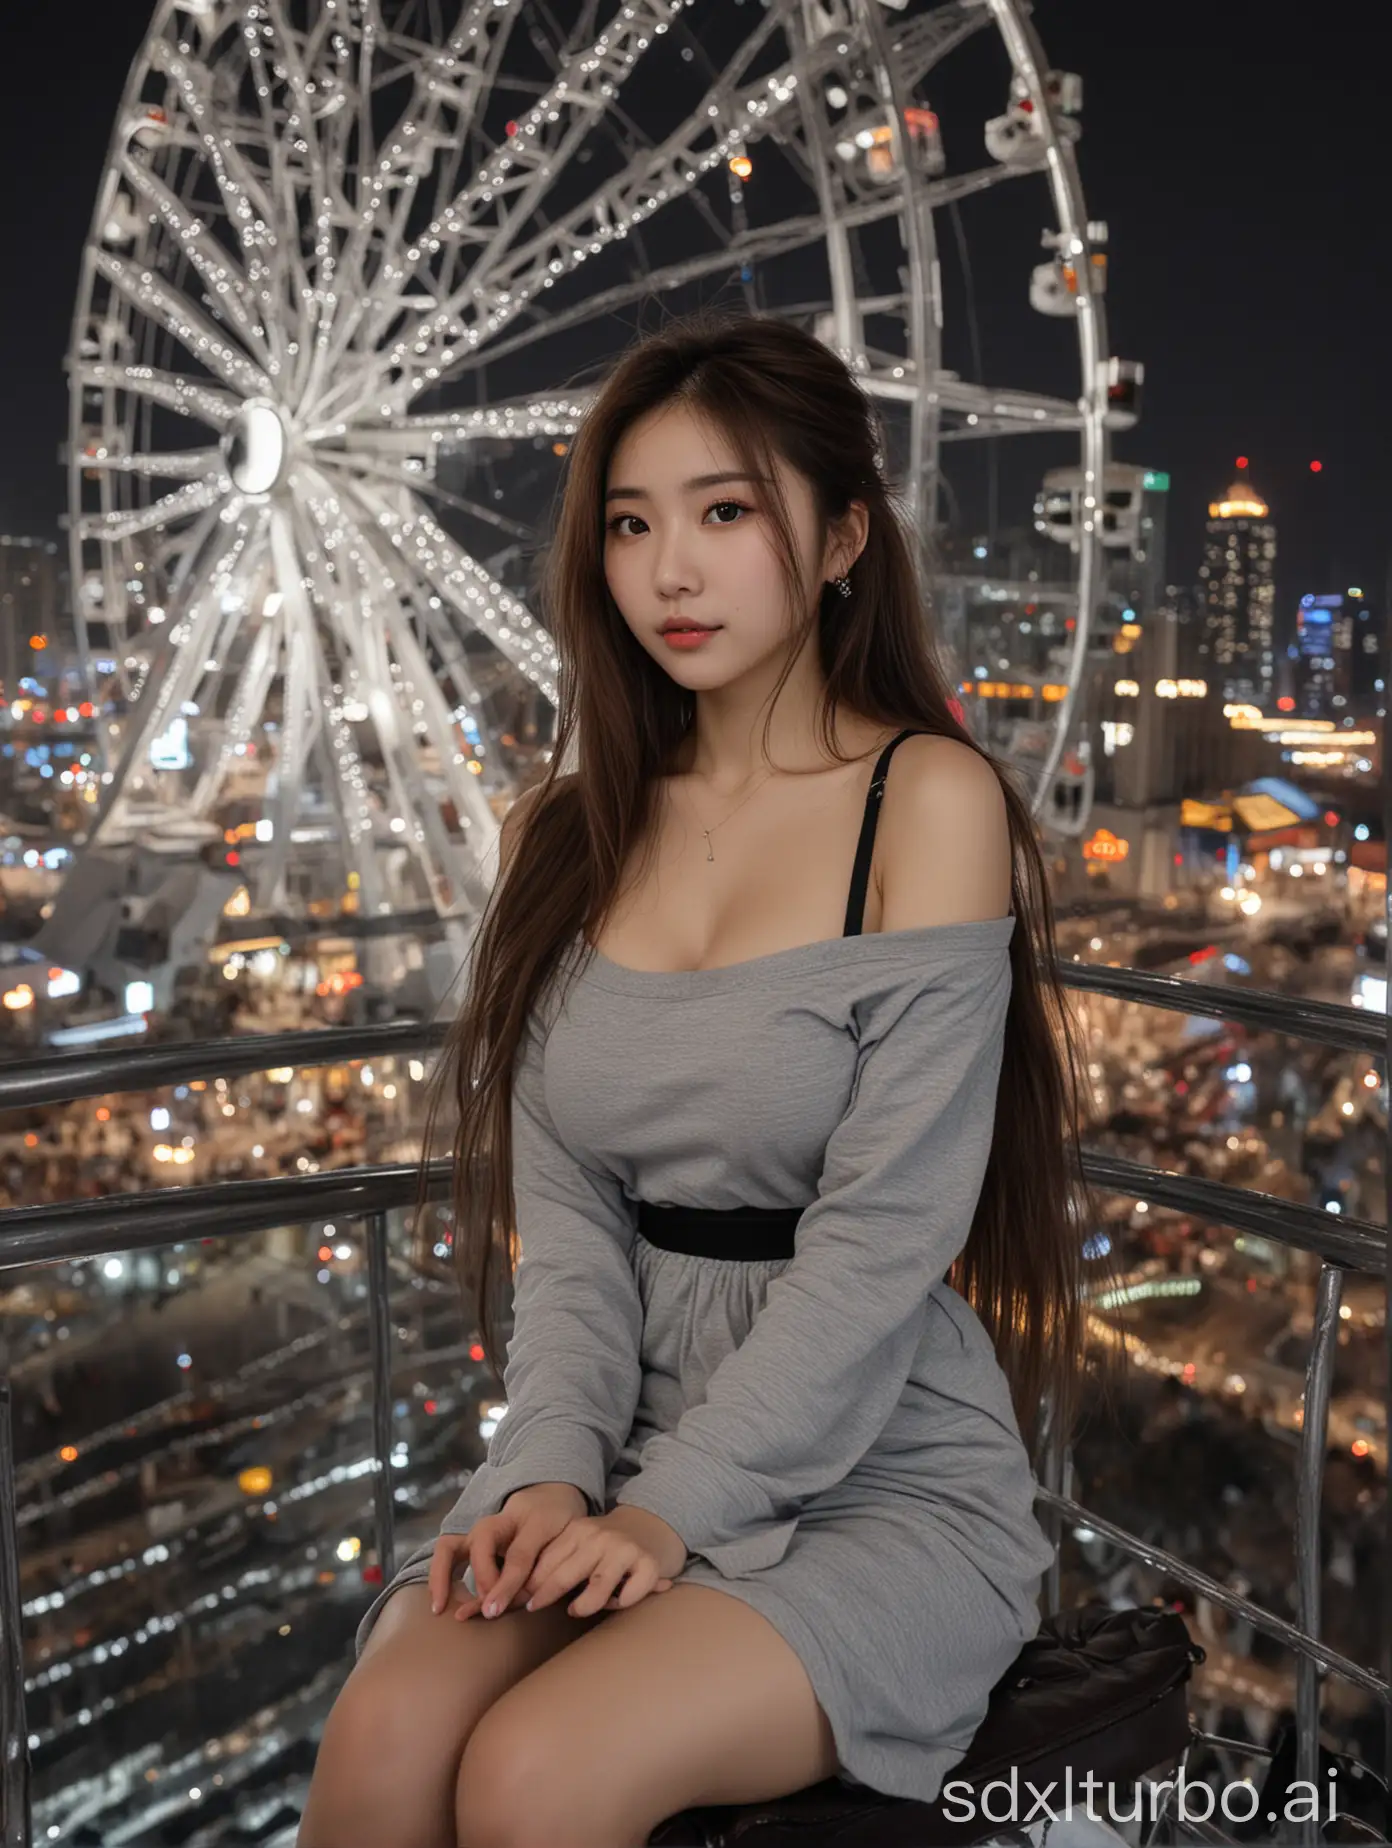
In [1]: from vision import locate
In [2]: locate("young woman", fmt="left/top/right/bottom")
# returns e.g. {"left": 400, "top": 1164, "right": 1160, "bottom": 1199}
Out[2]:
{"left": 298, "top": 314, "right": 1093, "bottom": 1848}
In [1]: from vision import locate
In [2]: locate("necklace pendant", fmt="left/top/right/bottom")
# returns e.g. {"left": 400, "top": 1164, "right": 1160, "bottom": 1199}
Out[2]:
{"left": 703, "top": 830, "right": 715, "bottom": 863}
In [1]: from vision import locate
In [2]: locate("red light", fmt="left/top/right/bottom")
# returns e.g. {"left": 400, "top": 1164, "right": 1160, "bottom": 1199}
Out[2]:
{"left": 424, "top": 1398, "right": 438, "bottom": 1415}
{"left": 225, "top": 850, "right": 240, "bottom": 866}
{"left": 504, "top": 119, "right": 518, "bottom": 136}
{"left": 318, "top": 1245, "right": 333, "bottom": 1261}
{"left": 469, "top": 1343, "right": 484, "bottom": 1361}
{"left": 1324, "top": 811, "right": 1339, "bottom": 826}
{"left": 362, "top": 1563, "right": 384, "bottom": 1585}
{"left": 1235, "top": 455, "right": 1248, "bottom": 470}
{"left": 1277, "top": 695, "right": 1295, "bottom": 711}
{"left": 1309, "top": 459, "right": 1323, "bottom": 473}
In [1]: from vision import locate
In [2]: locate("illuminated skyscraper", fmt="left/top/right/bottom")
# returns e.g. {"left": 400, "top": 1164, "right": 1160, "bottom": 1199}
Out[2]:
{"left": 1196, "top": 466, "right": 1277, "bottom": 702}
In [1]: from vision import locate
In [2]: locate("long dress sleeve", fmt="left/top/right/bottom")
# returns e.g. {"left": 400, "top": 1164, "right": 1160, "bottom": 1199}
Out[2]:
{"left": 436, "top": 1002, "right": 644, "bottom": 1535}
{"left": 614, "top": 924, "right": 1014, "bottom": 1575}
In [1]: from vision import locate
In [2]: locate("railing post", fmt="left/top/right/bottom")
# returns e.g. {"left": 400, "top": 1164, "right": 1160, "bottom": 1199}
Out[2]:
{"left": 365, "top": 1210, "right": 396, "bottom": 1583}
{"left": 1293, "top": 1262, "right": 1343, "bottom": 1841}
{"left": 0, "top": 1376, "right": 32, "bottom": 1848}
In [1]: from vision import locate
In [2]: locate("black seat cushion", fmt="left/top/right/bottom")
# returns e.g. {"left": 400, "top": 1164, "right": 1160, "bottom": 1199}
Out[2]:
{"left": 648, "top": 1604, "right": 1203, "bottom": 1848}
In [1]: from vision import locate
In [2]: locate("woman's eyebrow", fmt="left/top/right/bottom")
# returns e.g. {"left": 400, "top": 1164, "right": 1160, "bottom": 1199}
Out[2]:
{"left": 604, "top": 471, "right": 764, "bottom": 502}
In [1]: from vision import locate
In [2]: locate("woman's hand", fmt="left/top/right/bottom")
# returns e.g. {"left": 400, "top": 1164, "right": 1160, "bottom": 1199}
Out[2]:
{"left": 523, "top": 1506, "right": 688, "bottom": 1619}
{"left": 428, "top": 1481, "right": 588, "bottom": 1619}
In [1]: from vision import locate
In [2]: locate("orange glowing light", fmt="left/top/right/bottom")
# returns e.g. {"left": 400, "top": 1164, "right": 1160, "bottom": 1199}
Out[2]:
{"left": 728, "top": 153, "right": 753, "bottom": 179}
{"left": 29, "top": 634, "right": 47, "bottom": 650}
{"left": 59, "top": 1445, "right": 79, "bottom": 1463}
{"left": 95, "top": 1107, "right": 111, "bottom": 1122}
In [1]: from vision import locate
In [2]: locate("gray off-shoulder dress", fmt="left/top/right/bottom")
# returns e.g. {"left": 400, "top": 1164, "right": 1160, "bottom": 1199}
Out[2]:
{"left": 356, "top": 732, "right": 1057, "bottom": 1806}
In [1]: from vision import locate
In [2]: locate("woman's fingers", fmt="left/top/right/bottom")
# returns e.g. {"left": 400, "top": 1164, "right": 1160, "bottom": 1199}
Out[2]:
{"left": 467, "top": 1521, "right": 509, "bottom": 1610}
{"left": 568, "top": 1546, "right": 636, "bottom": 1619}
{"left": 481, "top": 1522, "right": 554, "bottom": 1618}
{"left": 429, "top": 1534, "right": 469, "bottom": 1616}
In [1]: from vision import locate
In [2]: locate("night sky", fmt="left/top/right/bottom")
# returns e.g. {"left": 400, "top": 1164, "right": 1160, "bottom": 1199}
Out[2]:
{"left": 1, "top": 1, "right": 1383, "bottom": 629}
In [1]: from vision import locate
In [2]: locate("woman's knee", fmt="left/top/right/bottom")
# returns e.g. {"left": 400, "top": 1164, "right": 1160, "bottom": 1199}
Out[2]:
{"left": 299, "top": 1582, "right": 605, "bottom": 1847}
{"left": 298, "top": 1667, "right": 447, "bottom": 1845}
{"left": 299, "top": 1589, "right": 481, "bottom": 1847}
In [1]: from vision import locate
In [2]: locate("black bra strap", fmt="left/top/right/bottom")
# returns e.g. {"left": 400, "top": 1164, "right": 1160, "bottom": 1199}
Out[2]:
{"left": 842, "top": 728, "right": 931, "bottom": 937}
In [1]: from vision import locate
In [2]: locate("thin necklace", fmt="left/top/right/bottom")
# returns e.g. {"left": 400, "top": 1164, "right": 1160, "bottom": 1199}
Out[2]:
{"left": 690, "top": 770, "right": 774, "bottom": 862}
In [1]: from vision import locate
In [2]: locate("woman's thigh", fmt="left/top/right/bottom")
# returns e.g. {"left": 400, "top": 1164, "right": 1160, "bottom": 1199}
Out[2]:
{"left": 298, "top": 1579, "right": 608, "bottom": 1848}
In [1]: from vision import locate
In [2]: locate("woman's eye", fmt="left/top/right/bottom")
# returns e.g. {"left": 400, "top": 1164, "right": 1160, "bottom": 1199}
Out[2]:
{"left": 607, "top": 513, "right": 646, "bottom": 537}
{"left": 705, "top": 499, "right": 749, "bottom": 525}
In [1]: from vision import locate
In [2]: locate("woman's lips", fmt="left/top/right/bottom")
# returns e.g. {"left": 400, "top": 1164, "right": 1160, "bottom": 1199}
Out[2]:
{"left": 661, "top": 625, "right": 721, "bottom": 649}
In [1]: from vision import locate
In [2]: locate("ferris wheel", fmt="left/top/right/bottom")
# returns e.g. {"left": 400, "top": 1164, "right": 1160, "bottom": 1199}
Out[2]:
{"left": 66, "top": 0, "right": 1119, "bottom": 936}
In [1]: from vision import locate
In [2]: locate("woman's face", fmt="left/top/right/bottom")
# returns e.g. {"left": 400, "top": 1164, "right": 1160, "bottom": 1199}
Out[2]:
{"left": 603, "top": 400, "right": 846, "bottom": 687}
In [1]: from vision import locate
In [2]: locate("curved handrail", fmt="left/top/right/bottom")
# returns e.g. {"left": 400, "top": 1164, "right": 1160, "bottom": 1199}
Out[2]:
{"left": 0, "top": 955, "right": 1379, "bottom": 1113}
{"left": 0, "top": 1018, "right": 449, "bottom": 1111}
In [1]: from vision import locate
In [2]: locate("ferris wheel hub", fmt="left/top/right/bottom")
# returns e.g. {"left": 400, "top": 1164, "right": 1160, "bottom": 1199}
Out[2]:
{"left": 221, "top": 399, "right": 292, "bottom": 499}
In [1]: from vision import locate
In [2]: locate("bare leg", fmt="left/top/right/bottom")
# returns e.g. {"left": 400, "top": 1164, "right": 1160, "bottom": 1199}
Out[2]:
{"left": 297, "top": 1581, "right": 608, "bottom": 1848}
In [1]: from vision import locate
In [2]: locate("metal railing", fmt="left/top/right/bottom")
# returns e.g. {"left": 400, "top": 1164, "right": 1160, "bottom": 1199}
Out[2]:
{"left": 0, "top": 948, "right": 1388, "bottom": 1846}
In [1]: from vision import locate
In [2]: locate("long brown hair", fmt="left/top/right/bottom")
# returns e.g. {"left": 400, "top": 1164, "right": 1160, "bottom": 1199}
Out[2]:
{"left": 427, "top": 312, "right": 1109, "bottom": 1455}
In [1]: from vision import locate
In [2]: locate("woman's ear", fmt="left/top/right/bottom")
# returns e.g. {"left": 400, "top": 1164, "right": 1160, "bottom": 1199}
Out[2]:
{"left": 825, "top": 499, "right": 870, "bottom": 579}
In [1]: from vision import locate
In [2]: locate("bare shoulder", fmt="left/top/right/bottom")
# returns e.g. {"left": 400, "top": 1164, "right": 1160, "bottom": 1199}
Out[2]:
{"left": 877, "top": 733, "right": 1012, "bottom": 930}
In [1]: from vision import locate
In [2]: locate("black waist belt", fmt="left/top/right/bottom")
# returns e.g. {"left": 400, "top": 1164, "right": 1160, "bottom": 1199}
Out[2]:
{"left": 636, "top": 1201, "right": 803, "bottom": 1262}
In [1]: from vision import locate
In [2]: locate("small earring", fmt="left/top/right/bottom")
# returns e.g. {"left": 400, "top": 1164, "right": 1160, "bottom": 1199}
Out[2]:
{"left": 831, "top": 574, "right": 853, "bottom": 599}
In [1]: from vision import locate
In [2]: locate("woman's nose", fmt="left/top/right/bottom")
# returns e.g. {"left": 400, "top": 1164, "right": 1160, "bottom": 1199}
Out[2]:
{"left": 652, "top": 530, "right": 700, "bottom": 598}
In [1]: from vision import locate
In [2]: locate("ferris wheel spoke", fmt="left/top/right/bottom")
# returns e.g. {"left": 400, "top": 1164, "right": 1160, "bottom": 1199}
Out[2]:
{"left": 313, "top": 448, "right": 536, "bottom": 540}
{"left": 441, "top": 191, "right": 905, "bottom": 380}
{"left": 187, "top": 606, "right": 282, "bottom": 819}
{"left": 256, "top": 506, "right": 331, "bottom": 905}
{"left": 934, "top": 380, "right": 1084, "bottom": 434}
{"left": 357, "top": 395, "right": 589, "bottom": 444}
{"left": 335, "top": 0, "right": 788, "bottom": 414}
{"left": 444, "top": 0, "right": 717, "bottom": 300}
{"left": 76, "top": 446, "right": 224, "bottom": 483}
{"left": 398, "top": 0, "right": 985, "bottom": 384}
{"left": 71, "top": 363, "right": 239, "bottom": 432}
{"left": 299, "top": 486, "right": 483, "bottom": 911}
{"left": 76, "top": 475, "right": 228, "bottom": 544}
{"left": 91, "top": 250, "right": 272, "bottom": 400}
{"left": 387, "top": 42, "right": 817, "bottom": 398}
{"left": 283, "top": 505, "right": 393, "bottom": 911}
{"left": 331, "top": 475, "right": 558, "bottom": 696}
{"left": 307, "top": 0, "right": 527, "bottom": 399}
{"left": 241, "top": 12, "right": 332, "bottom": 404}
{"left": 116, "top": 153, "right": 274, "bottom": 365}
{"left": 92, "top": 519, "right": 261, "bottom": 841}
{"left": 403, "top": 0, "right": 695, "bottom": 285}
{"left": 147, "top": 37, "right": 286, "bottom": 352}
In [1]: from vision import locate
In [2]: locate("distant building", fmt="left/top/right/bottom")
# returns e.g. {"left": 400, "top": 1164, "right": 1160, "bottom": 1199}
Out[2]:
{"left": 1289, "top": 591, "right": 1354, "bottom": 716}
{"left": 1196, "top": 469, "right": 1277, "bottom": 703}
{"left": 0, "top": 533, "right": 63, "bottom": 698}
